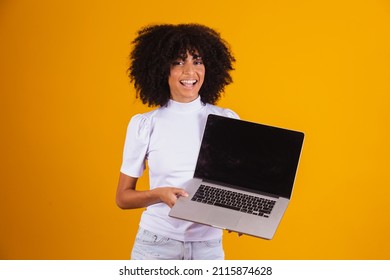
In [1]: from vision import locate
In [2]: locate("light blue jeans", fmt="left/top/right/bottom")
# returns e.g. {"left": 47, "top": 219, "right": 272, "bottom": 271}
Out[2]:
{"left": 131, "top": 227, "right": 224, "bottom": 260}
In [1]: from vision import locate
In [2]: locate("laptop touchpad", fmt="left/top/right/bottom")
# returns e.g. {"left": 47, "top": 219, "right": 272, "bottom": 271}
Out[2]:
{"left": 207, "top": 209, "right": 240, "bottom": 229}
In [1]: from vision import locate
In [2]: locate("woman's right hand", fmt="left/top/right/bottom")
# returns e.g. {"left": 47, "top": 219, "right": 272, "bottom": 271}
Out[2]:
{"left": 116, "top": 172, "right": 188, "bottom": 209}
{"left": 151, "top": 187, "right": 188, "bottom": 208}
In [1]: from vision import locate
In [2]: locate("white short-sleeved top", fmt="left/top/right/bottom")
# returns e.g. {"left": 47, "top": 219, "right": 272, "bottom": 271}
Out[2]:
{"left": 120, "top": 96, "right": 239, "bottom": 241}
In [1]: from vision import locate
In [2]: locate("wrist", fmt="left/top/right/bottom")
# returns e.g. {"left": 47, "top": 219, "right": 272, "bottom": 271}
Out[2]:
{"left": 147, "top": 188, "right": 161, "bottom": 202}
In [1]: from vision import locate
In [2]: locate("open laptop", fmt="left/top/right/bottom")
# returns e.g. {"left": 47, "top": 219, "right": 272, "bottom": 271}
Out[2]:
{"left": 169, "top": 114, "right": 304, "bottom": 239}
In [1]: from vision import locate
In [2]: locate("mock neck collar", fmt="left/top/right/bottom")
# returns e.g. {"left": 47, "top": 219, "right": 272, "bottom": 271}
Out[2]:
{"left": 165, "top": 95, "right": 204, "bottom": 112}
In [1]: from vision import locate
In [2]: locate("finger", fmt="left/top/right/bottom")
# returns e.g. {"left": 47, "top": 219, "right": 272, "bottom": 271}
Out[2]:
{"left": 227, "top": 230, "right": 243, "bottom": 237}
{"left": 173, "top": 188, "right": 188, "bottom": 197}
{"left": 166, "top": 196, "right": 176, "bottom": 208}
{"left": 178, "top": 191, "right": 188, "bottom": 197}
{"left": 169, "top": 191, "right": 185, "bottom": 207}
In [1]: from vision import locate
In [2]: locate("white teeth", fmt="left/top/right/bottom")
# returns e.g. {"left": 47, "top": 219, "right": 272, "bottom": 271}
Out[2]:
{"left": 180, "top": 80, "right": 196, "bottom": 84}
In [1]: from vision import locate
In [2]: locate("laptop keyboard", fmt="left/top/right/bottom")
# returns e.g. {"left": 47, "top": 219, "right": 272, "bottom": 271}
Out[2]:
{"left": 191, "top": 184, "right": 276, "bottom": 218}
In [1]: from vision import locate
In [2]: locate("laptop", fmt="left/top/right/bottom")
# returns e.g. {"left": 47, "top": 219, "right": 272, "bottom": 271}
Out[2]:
{"left": 169, "top": 114, "right": 305, "bottom": 239}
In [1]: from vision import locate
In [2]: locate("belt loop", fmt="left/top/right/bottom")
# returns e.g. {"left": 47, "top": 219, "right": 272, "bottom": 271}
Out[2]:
{"left": 183, "top": 241, "right": 192, "bottom": 260}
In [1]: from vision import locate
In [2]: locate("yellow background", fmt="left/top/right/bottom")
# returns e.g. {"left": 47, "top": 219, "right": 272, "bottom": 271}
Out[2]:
{"left": 1, "top": 0, "right": 389, "bottom": 259}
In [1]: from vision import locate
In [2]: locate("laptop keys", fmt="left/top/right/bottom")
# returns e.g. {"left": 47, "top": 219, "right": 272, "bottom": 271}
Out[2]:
{"left": 191, "top": 184, "right": 276, "bottom": 218}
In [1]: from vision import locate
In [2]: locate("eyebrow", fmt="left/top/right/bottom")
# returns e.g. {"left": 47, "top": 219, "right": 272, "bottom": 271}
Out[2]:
{"left": 192, "top": 54, "right": 202, "bottom": 60}
{"left": 176, "top": 52, "right": 202, "bottom": 60}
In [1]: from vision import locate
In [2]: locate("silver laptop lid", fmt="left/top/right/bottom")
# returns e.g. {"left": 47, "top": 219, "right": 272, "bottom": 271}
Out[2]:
{"left": 194, "top": 114, "right": 304, "bottom": 199}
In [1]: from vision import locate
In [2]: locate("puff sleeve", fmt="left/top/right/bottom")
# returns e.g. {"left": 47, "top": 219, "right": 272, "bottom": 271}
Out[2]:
{"left": 120, "top": 114, "right": 150, "bottom": 178}
{"left": 222, "top": 108, "right": 240, "bottom": 119}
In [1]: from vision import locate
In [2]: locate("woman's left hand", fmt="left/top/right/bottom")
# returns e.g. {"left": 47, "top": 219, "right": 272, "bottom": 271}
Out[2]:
{"left": 227, "top": 230, "right": 244, "bottom": 237}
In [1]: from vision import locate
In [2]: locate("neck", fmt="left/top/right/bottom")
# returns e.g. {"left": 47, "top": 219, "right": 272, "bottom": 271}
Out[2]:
{"left": 165, "top": 95, "right": 204, "bottom": 112}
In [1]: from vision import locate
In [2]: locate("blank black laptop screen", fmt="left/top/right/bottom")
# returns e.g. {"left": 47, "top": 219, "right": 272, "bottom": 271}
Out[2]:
{"left": 194, "top": 114, "right": 304, "bottom": 199}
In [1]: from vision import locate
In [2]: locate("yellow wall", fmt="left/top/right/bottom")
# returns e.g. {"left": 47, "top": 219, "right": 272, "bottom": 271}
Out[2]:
{"left": 1, "top": 0, "right": 389, "bottom": 259}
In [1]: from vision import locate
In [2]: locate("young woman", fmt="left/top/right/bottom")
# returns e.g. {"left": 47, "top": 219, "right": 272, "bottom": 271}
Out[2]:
{"left": 116, "top": 23, "right": 239, "bottom": 260}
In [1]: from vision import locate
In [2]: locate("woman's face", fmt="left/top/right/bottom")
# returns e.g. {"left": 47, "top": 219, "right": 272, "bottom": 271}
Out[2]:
{"left": 168, "top": 51, "right": 205, "bottom": 103}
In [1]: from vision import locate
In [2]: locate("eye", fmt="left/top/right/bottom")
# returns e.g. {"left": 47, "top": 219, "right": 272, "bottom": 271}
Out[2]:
{"left": 194, "top": 58, "right": 204, "bottom": 65}
{"left": 171, "top": 60, "right": 184, "bottom": 66}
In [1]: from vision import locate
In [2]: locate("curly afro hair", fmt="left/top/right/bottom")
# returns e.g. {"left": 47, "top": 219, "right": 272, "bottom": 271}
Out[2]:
{"left": 128, "top": 23, "right": 235, "bottom": 107}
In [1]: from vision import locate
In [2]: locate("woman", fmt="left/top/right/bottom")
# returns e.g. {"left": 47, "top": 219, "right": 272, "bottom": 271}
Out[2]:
{"left": 116, "top": 23, "right": 239, "bottom": 260}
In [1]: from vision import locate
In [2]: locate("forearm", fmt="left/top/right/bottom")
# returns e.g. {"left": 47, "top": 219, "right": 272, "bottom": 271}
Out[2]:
{"left": 116, "top": 188, "right": 161, "bottom": 209}
{"left": 116, "top": 173, "right": 158, "bottom": 209}
{"left": 116, "top": 172, "right": 188, "bottom": 209}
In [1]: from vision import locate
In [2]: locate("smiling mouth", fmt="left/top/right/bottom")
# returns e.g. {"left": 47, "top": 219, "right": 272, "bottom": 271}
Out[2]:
{"left": 180, "top": 79, "right": 197, "bottom": 87}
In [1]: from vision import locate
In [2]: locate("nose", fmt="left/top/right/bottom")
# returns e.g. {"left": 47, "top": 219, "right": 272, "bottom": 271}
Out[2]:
{"left": 183, "top": 62, "right": 195, "bottom": 74}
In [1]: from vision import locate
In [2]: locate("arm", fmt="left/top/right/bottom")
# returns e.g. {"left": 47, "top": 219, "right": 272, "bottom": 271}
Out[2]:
{"left": 116, "top": 172, "right": 188, "bottom": 209}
